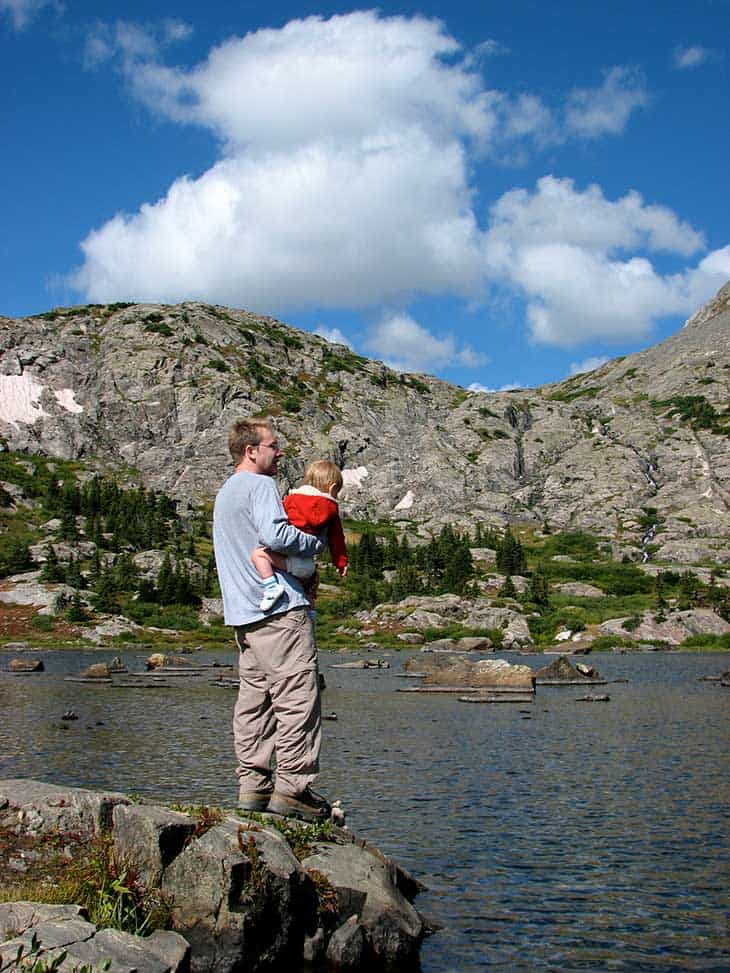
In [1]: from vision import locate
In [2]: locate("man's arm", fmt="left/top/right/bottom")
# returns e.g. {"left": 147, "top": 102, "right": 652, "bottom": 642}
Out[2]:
{"left": 252, "top": 479, "right": 323, "bottom": 556}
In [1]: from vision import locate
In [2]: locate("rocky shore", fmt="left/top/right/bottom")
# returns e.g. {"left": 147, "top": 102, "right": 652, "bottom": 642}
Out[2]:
{"left": 0, "top": 779, "right": 430, "bottom": 972}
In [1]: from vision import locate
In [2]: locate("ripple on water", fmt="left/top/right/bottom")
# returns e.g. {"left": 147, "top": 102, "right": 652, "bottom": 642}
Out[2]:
{"left": 2, "top": 649, "right": 729, "bottom": 972}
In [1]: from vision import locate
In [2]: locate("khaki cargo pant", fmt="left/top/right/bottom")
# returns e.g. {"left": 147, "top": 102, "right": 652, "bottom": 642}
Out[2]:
{"left": 233, "top": 607, "right": 321, "bottom": 799}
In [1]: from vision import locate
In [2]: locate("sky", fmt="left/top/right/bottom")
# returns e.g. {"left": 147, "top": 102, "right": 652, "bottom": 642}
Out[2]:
{"left": 2, "top": 0, "right": 729, "bottom": 390}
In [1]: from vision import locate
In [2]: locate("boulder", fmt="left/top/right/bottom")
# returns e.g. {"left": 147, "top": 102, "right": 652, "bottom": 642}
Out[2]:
{"left": 79, "top": 616, "right": 142, "bottom": 644}
{"left": 0, "top": 779, "right": 130, "bottom": 838}
{"left": 599, "top": 608, "right": 730, "bottom": 645}
{"left": 396, "top": 632, "right": 425, "bottom": 644}
{"left": 0, "top": 909, "right": 190, "bottom": 973}
{"left": 325, "top": 914, "right": 367, "bottom": 969}
{"left": 554, "top": 581, "right": 605, "bottom": 597}
{"left": 147, "top": 653, "right": 194, "bottom": 670}
{"left": 80, "top": 662, "right": 110, "bottom": 679}
{"left": 301, "top": 840, "right": 424, "bottom": 968}
{"left": 113, "top": 804, "right": 196, "bottom": 888}
{"left": 421, "top": 637, "right": 493, "bottom": 653}
{"left": 0, "top": 580, "right": 75, "bottom": 615}
{"left": 161, "top": 817, "right": 309, "bottom": 973}
{"left": 8, "top": 658, "right": 44, "bottom": 672}
{"left": 534, "top": 656, "right": 599, "bottom": 682}
{"left": 403, "top": 654, "right": 535, "bottom": 690}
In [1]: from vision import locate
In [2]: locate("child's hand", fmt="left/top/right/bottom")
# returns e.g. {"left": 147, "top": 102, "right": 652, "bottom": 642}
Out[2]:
{"left": 338, "top": 564, "right": 349, "bottom": 577}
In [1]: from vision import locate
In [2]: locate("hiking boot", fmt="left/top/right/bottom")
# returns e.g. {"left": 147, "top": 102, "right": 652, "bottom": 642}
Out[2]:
{"left": 259, "top": 583, "right": 285, "bottom": 611}
{"left": 238, "top": 791, "right": 272, "bottom": 812}
{"left": 267, "top": 787, "right": 331, "bottom": 822}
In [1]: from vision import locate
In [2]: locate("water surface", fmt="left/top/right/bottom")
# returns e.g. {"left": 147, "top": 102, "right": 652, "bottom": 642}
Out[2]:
{"left": 2, "top": 648, "right": 728, "bottom": 972}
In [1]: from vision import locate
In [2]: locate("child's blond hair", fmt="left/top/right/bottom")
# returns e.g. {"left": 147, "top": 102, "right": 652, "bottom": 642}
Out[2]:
{"left": 304, "top": 460, "right": 343, "bottom": 494}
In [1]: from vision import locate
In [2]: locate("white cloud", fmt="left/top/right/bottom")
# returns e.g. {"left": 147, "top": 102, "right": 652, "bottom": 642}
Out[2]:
{"left": 315, "top": 326, "right": 352, "bottom": 348}
{"left": 74, "top": 12, "right": 499, "bottom": 309}
{"left": 569, "top": 356, "right": 609, "bottom": 376}
{"left": 468, "top": 381, "right": 522, "bottom": 393}
{"left": 70, "top": 13, "right": 728, "bottom": 352}
{"left": 484, "top": 177, "right": 730, "bottom": 346}
{"left": 565, "top": 66, "right": 649, "bottom": 137}
{"left": 365, "top": 313, "right": 487, "bottom": 372}
{"left": 84, "top": 19, "right": 191, "bottom": 69}
{"left": 0, "top": 0, "right": 53, "bottom": 29}
{"left": 673, "top": 45, "right": 712, "bottom": 69}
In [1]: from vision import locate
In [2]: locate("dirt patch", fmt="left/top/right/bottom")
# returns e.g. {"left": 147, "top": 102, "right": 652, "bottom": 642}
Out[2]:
{"left": 0, "top": 605, "right": 84, "bottom": 643}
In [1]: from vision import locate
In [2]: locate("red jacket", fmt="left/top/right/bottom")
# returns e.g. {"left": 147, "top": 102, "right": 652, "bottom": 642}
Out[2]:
{"left": 283, "top": 486, "right": 348, "bottom": 570}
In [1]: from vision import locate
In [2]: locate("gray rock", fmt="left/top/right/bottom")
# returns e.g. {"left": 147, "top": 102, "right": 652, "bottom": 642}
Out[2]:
{"left": 325, "top": 914, "right": 367, "bottom": 969}
{"left": 8, "top": 658, "right": 44, "bottom": 672}
{"left": 0, "top": 903, "right": 87, "bottom": 941}
{"left": 599, "top": 608, "right": 730, "bottom": 645}
{"left": 422, "top": 636, "right": 493, "bottom": 653}
{"left": 554, "top": 581, "right": 605, "bottom": 597}
{"left": 0, "top": 779, "right": 129, "bottom": 837}
{"left": 0, "top": 917, "right": 187, "bottom": 972}
{"left": 1, "top": 285, "right": 729, "bottom": 561}
{"left": 302, "top": 841, "right": 423, "bottom": 968}
{"left": 161, "top": 817, "right": 307, "bottom": 973}
{"left": 113, "top": 804, "right": 196, "bottom": 888}
{"left": 404, "top": 654, "right": 535, "bottom": 690}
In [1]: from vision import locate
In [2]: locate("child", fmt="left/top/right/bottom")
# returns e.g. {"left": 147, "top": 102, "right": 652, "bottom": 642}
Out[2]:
{"left": 252, "top": 459, "right": 349, "bottom": 611}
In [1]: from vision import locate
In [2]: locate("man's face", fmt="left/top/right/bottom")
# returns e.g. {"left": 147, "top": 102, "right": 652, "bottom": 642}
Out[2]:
{"left": 251, "top": 434, "right": 283, "bottom": 476}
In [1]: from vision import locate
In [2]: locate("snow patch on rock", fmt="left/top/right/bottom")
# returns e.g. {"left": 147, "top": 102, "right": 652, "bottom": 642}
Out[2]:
{"left": 341, "top": 466, "right": 369, "bottom": 492}
{"left": 54, "top": 388, "right": 84, "bottom": 414}
{"left": 0, "top": 374, "right": 48, "bottom": 425}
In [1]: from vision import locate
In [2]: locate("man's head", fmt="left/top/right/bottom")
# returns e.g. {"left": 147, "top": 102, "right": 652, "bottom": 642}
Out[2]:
{"left": 229, "top": 419, "right": 283, "bottom": 476}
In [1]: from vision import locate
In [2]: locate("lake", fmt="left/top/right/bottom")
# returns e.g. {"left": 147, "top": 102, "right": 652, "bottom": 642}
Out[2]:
{"left": 1, "top": 648, "right": 728, "bottom": 972}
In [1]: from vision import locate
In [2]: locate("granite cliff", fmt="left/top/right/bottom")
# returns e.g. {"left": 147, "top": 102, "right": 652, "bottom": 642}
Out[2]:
{"left": 1, "top": 282, "right": 728, "bottom": 563}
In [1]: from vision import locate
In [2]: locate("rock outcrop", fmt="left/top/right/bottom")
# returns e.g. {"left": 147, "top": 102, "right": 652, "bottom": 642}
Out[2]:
{"left": 0, "top": 779, "right": 428, "bottom": 973}
{"left": 1, "top": 282, "right": 728, "bottom": 562}
{"left": 403, "top": 654, "right": 535, "bottom": 690}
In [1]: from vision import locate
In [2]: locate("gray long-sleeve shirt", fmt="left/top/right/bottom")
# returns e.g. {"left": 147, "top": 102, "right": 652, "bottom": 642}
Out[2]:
{"left": 213, "top": 470, "right": 323, "bottom": 627}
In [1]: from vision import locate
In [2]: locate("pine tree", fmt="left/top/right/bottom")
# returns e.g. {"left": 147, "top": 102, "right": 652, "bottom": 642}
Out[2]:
{"left": 499, "top": 575, "right": 517, "bottom": 598}
{"left": 527, "top": 570, "right": 550, "bottom": 608}
{"left": 39, "top": 544, "right": 65, "bottom": 583}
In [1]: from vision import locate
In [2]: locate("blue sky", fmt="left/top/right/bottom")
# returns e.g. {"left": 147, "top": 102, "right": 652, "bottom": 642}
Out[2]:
{"left": 2, "top": 0, "right": 729, "bottom": 390}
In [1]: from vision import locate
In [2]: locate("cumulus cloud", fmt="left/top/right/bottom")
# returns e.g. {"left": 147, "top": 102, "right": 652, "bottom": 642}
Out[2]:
{"left": 70, "top": 12, "right": 728, "bottom": 353}
{"left": 365, "top": 313, "right": 487, "bottom": 372}
{"left": 565, "top": 66, "right": 649, "bottom": 137}
{"left": 673, "top": 45, "right": 712, "bottom": 69}
{"left": 0, "top": 0, "right": 54, "bottom": 29}
{"left": 315, "top": 326, "right": 352, "bottom": 348}
{"left": 74, "top": 12, "right": 501, "bottom": 309}
{"left": 569, "top": 356, "right": 609, "bottom": 376}
{"left": 483, "top": 176, "right": 730, "bottom": 345}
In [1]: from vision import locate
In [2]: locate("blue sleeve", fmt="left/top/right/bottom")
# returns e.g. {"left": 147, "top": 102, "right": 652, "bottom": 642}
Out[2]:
{"left": 252, "top": 479, "right": 323, "bottom": 556}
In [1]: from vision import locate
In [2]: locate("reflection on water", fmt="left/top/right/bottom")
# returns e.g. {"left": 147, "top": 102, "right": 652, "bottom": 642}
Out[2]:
{"left": 2, "top": 648, "right": 728, "bottom": 972}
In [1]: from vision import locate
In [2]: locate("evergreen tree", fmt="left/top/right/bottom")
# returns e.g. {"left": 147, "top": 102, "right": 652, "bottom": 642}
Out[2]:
{"left": 93, "top": 567, "right": 120, "bottom": 613}
{"left": 527, "top": 569, "right": 550, "bottom": 608}
{"left": 499, "top": 575, "right": 517, "bottom": 599}
{"left": 66, "top": 590, "right": 89, "bottom": 623}
{"left": 39, "top": 544, "right": 65, "bottom": 583}
{"left": 156, "top": 553, "right": 176, "bottom": 604}
{"left": 496, "top": 528, "right": 527, "bottom": 576}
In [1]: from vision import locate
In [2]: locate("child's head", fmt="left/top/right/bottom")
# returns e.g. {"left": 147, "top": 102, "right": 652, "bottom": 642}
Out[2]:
{"left": 304, "top": 460, "right": 343, "bottom": 498}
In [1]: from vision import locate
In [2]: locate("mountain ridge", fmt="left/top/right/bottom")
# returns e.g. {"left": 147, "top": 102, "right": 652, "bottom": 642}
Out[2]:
{"left": 1, "top": 283, "right": 728, "bottom": 565}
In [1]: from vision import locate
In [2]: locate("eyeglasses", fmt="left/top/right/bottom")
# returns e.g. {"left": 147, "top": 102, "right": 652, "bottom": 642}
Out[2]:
{"left": 257, "top": 441, "right": 280, "bottom": 450}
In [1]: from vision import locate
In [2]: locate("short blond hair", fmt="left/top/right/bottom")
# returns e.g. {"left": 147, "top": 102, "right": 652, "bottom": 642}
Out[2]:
{"left": 228, "top": 419, "right": 274, "bottom": 463}
{"left": 304, "top": 460, "right": 343, "bottom": 494}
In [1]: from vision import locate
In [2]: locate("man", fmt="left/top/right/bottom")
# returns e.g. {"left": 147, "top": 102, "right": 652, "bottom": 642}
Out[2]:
{"left": 213, "top": 418, "right": 330, "bottom": 821}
